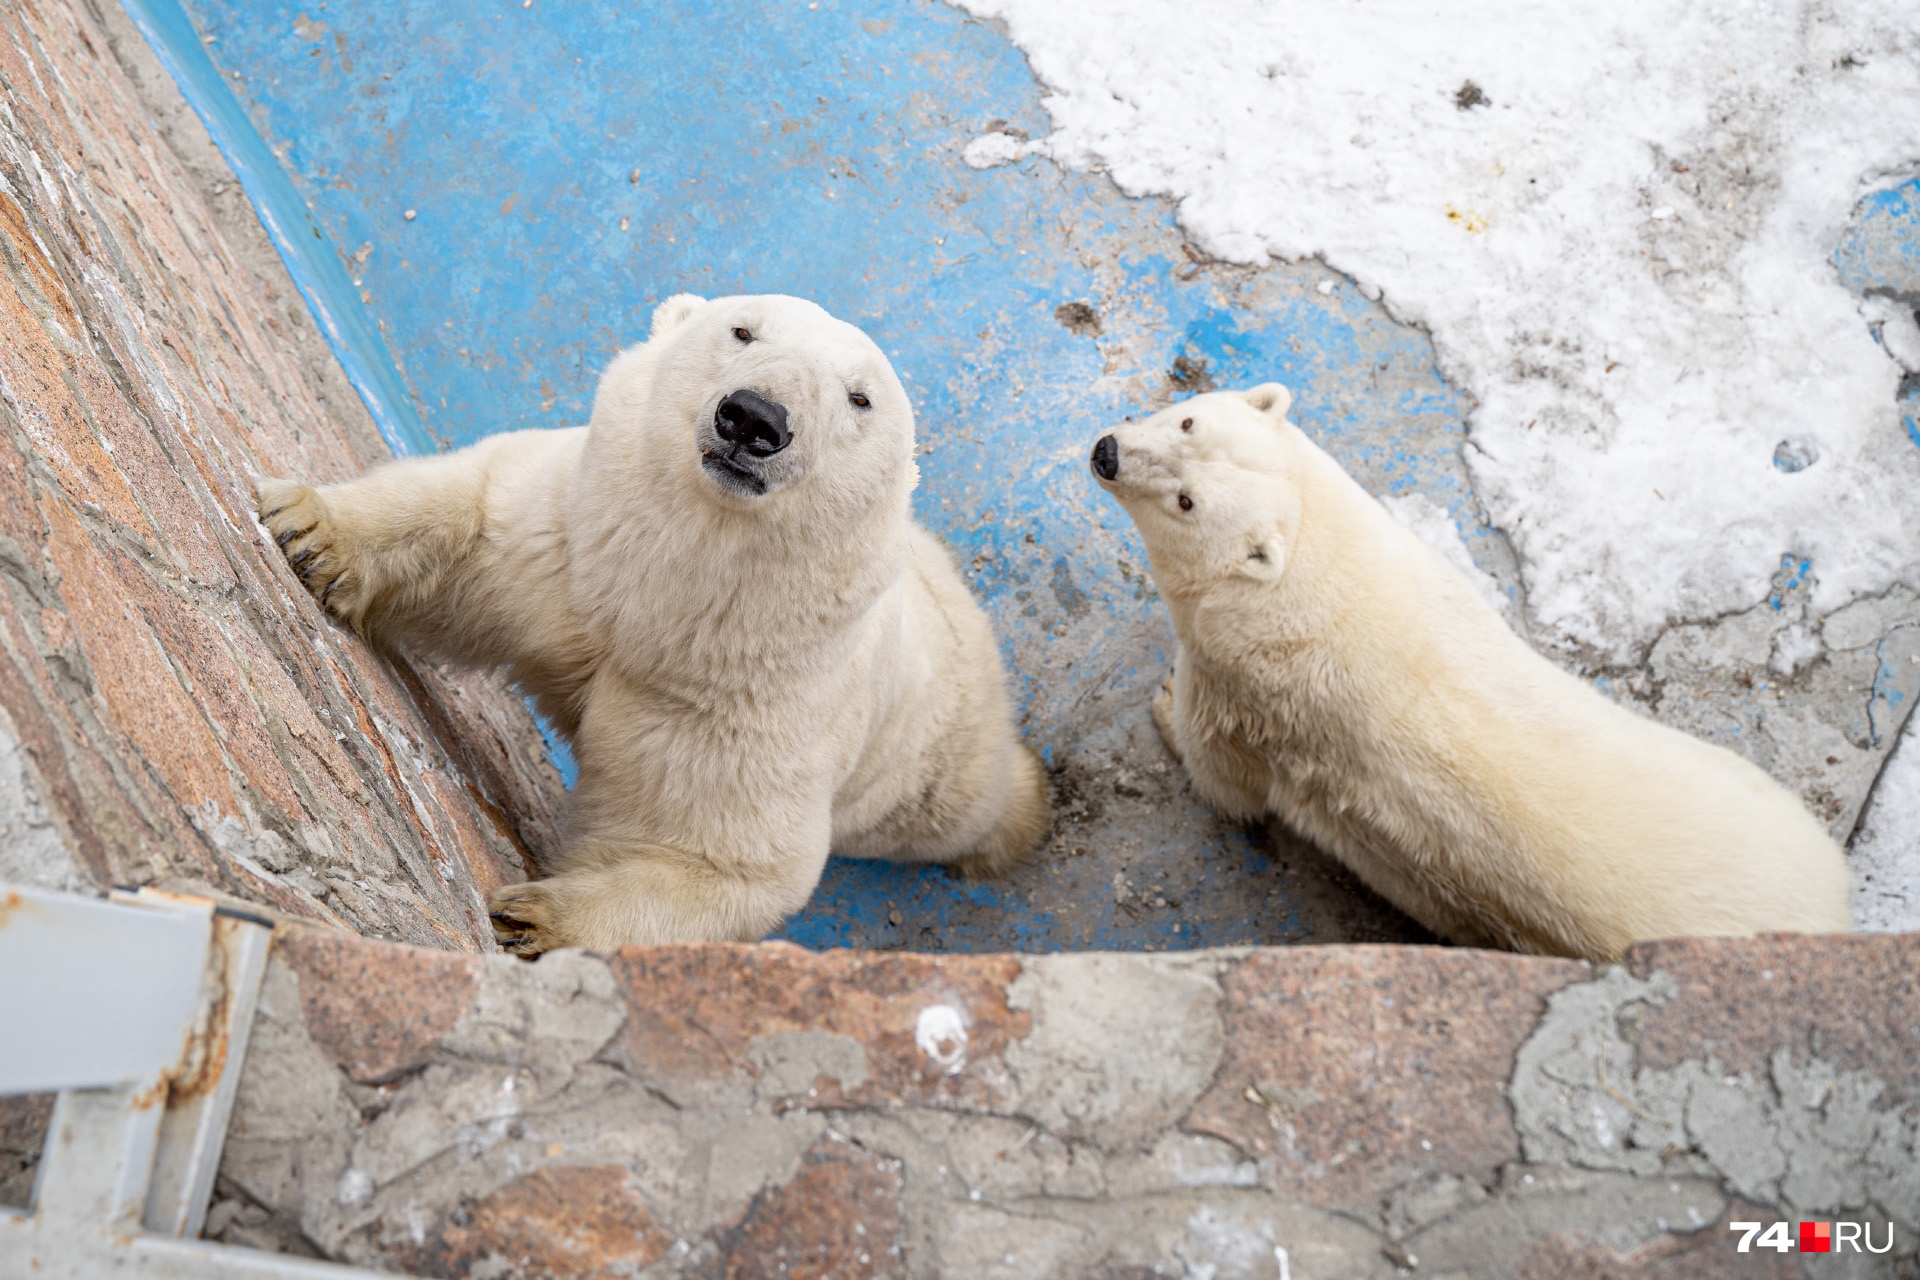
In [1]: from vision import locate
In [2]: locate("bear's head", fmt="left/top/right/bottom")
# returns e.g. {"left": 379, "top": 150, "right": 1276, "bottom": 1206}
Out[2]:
{"left": 596, "top": 293, "right": 915, "bottom": 529}
{"left": 1090, "top": 385, "right": 1303, "bottom": 591}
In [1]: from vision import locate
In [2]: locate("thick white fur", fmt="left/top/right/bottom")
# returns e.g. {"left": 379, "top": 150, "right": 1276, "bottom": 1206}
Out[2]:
{"left": 258, "top": 294, "right": 1046, "bottom": 953}
{"left": 1095, "top": 386, "right": 1850, "bottom": 963}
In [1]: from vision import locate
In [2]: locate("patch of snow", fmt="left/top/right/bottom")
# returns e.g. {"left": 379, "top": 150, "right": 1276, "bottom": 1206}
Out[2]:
{"left": 1380, "top": 492, "right": 1516, "bottom": 626}
{"left": 1862, "top": 294, "right": 1920, "bottom": 373}
{"left": 962, "top": 130, "right": 1034, "bottom": 169}
{"left": 1768, "top": 622, "right": 1824, "bottom": 677}
{"left": 1852, "top": 717, "right": 1920, "bottom": 931}
{"left": 948, "top": 0, "right": 1920, "bottom": 668}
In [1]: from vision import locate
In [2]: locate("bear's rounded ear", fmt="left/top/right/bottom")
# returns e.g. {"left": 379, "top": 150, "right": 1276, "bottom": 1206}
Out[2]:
{"left": 1242, "top": 383, "right": 1293, "bottom": 419}
{"left": 1239, "top": 533, "right": 1287, "bottom": 581}
{"left": 648, "top": 293, "right": 707, "bottom": 340}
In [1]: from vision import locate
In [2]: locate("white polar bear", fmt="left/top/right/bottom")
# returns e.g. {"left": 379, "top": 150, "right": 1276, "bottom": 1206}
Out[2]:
{"left": 1091, "top": 385, "right": 1850, "bottom": 963}
{"left": 258, "top": 294, "right": 1047, "bottom": 954}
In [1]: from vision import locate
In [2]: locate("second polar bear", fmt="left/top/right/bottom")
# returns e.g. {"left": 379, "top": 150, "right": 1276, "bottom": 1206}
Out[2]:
{"left": 1090, "top": 385, "right": 1849, "bottom": 963}
{"left": 259, "top": 294, "right": 1047, "bottom": 953}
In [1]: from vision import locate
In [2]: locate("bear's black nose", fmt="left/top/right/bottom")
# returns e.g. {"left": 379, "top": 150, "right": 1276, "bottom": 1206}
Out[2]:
{"left": 1091, "top": 434, "right": 1119, "bottom": 481}
{"left": 715, "top": 389, "right": 792, "bottom": 457}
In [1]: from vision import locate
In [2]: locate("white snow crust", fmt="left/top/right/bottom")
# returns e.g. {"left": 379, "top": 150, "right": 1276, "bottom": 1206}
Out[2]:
{"left": 953, "top": 0, "right": 1920, "bottom": 666}
{"left": 962, "top": 130, "right": 1035, "bottom": 169}
{"left": 1381, "top": 491, "right": 1515, "bottom": 626}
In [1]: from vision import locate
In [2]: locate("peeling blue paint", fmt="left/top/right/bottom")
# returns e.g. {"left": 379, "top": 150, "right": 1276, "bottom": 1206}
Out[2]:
{"left": 1770, "top": 554, "right": 1811, "bottom": 612}
{"left": 1868, "top": 627, "right": 1916, "bottom": 749}
{"left": 527, "top": 699, "right": 578, "bottom": 789}
{"left": 1838, "top": 177, "right": 1920, "bottom": 460}
{"left": 1836, "top": 179, "right": 1920, "bottom": 299}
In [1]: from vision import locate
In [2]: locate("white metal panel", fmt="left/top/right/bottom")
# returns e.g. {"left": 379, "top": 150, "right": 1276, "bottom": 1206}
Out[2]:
{"left": 0, "top": 883, "right": 212, "bottom": 1094}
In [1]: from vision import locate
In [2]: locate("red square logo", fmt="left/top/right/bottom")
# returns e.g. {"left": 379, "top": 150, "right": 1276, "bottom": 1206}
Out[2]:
{"left": 1800, "top": 1222, "right": 1831, "bottom": 1253}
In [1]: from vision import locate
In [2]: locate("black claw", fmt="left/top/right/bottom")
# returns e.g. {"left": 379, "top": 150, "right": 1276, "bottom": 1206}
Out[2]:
{"left": 491, "top": 923, "right": 533, "bottom": 950}
{"left": 320, "top": 578, "right": 341, "bottom": 605}
{"left": 289, "top": 550, "right": 316, "bottom": 573}
{"left": 276, "top": 526, "right": 309, "bottom": 550}
{"left": 259, "top": 505, "right": 285, "bottom": 521}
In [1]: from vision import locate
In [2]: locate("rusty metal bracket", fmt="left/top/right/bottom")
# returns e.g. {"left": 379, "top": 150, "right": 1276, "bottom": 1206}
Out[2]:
{"left": 0, "top": 883, "right": 393, "bottom": 1278}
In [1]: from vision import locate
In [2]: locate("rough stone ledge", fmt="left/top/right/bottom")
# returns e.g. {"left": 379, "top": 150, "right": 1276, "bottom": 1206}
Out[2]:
{"left": 178, "top": 928, "right": 1920, "bottom": 1277}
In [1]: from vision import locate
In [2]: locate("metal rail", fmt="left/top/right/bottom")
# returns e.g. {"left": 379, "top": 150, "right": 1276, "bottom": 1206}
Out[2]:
{"left": 0, "top": 883, "right": 391, "bottom": 1278}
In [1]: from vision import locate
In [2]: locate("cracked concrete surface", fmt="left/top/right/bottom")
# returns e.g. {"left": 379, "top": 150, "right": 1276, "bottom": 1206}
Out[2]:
{"left": 1854, "top": 724, "right": 1920, "bottom": 933}
{"left": 1634, "top": 578, "right": 1920, "bottom": 848}
{"left": 1510, "top": 966, "right": 1920, "bottom": 1240}
{"left": 1005, "top": 954, "right": 1226, "bottom": 1146}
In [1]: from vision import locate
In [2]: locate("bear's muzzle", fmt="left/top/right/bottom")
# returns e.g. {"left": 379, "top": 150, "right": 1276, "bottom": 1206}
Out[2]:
{"left": 1091, "top": 434, "right": 1119, "bottom": 481}
{"left": 715, "top": 388, "right": 792, "bottom": 457}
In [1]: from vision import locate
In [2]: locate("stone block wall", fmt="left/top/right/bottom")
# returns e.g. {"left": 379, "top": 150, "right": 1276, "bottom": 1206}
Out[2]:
{"left": 210, "top": 928, "right": 1920, "bottom": 1278}
{"left": 0, "top": 0, "right": 562, "bottom": 951}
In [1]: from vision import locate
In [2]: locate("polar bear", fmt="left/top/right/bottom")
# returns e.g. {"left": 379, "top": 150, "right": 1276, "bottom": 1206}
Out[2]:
{"left": 258, "top": 294, "right": 1047, "bottom": 954}
{"left": 1090, "top": 385, "right": 1850, "bottom": 963}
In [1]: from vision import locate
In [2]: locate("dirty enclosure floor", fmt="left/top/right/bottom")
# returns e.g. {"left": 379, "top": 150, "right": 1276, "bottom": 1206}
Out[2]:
{"left": 131, "top": 0, "right": 1916, "bottom": 951}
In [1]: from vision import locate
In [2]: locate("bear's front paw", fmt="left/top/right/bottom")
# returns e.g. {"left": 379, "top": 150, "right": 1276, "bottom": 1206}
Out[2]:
{"left": 1151, "top": 674, "right": 1184, "bottom": 764}
{"left": 256, "top": 478, "right": 362, "bottom": 622}
{"left": 488, "top": 881, "right": 569, "bottom": 958}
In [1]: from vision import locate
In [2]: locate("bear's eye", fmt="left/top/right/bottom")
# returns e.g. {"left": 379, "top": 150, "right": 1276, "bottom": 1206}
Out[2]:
{"left": 1178, "top": 494, "right": 1193, "bottom": 511}
{"left": 1180, "top": 417, "right": 1193, "bottom": 432}
{"left": 732, "top": 327, "right": 753, "bottom": 343}
{"left": 849, "top": 392, "right": 871, "bottom": 409}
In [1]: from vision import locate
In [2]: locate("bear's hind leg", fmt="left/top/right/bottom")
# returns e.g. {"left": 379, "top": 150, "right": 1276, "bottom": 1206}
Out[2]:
{"left": 942, "top": 744, "right": 1049, "bottom": 880}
